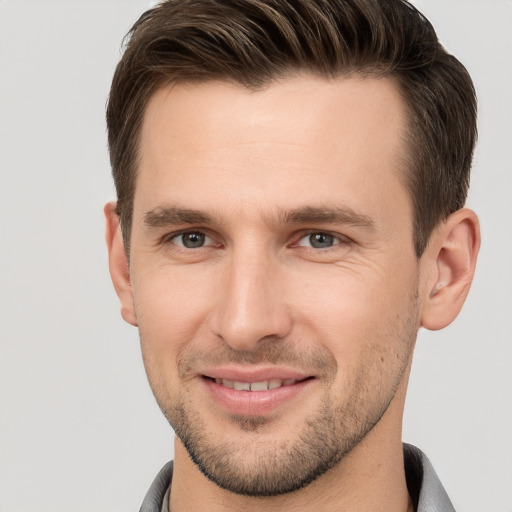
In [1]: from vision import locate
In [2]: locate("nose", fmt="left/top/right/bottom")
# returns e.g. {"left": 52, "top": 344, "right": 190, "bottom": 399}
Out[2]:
{"left": 209, "top": 248, "right": 293, "bottom": 352}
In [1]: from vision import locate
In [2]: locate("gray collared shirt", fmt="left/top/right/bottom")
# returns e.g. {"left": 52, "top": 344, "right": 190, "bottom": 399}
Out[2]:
{"left": 139, "top": 444, "right": 455, "bottom": 512}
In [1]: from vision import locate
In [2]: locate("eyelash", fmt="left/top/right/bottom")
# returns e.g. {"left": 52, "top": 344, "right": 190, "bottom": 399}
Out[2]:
{"left": 294, "top": 231, "right": 348, "bottom": 250}
{"left": 162, "top": 230, "right": 217, "bottom": 249}
{"left": 162, "top": 229, "right": 350, "bottom": 251}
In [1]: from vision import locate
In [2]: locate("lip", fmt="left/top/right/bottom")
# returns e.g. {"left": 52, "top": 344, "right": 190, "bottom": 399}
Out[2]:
{"left": 202, "top": 366, "right": 310, "bottom": 383}
{"left": 200, "top": 366, "right": 314, "bottom": 416}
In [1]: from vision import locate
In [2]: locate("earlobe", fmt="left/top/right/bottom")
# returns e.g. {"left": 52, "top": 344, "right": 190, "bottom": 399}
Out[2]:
{"left": 104, "top": 202, "right": 138, "bottom": 326}
{"left": 420, "top": 208, "right": 480, "bottom": 331}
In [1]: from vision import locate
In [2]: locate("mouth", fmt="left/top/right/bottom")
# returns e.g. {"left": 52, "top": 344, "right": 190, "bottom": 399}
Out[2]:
{"left": 200, "top": 369, "right": 315, "bottom": 416}
{"left": 204, "top": 376, "right": 312, "bottom": 391}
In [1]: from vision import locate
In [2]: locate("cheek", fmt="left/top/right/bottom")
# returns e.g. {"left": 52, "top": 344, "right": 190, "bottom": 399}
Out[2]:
{"left": 300, "top": 275, "right": 418, "bottom": 410}
{"left": 292, "top": 261, "right": 418, "bottom": 360}
{"left": 132, "top": 265, "right": 218, "bottom": 355}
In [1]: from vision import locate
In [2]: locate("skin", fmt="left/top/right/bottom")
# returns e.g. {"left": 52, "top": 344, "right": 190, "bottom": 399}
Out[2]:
{"left": 105, "top": 75, "right": 480, "bottom": 512}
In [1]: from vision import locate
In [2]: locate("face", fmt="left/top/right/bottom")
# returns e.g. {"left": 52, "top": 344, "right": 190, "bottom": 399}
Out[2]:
{"left": 127, "top": 75, "right": 422, "bottom": 495}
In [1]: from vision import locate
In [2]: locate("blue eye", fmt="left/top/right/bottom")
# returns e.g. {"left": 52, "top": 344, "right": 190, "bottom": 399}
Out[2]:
{"left": 297, "top": 232, "right": 339, "bottom": 249}
{"left": 172, "top": 231, "right": 212, "bottom": 248}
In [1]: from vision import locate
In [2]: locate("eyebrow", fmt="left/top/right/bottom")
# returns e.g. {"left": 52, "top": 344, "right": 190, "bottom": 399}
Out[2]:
{"left": 143, "top": 206, "right": 217, "bottom": 228}
{"left": 143, "top": 205, "right": 376, "bottom": 230}
{"left": 281, "top": 206, "right": 376, "bottom": 230}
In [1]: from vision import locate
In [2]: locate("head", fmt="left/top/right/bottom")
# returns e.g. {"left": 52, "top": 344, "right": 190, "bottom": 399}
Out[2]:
{"left": 105, "top": 0, "right": 480, "bottom": 501}
{"left": 107, "top": 0, "right": 477, "bottom": 258}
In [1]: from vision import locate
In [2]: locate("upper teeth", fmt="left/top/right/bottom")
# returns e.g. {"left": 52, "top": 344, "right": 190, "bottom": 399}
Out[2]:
{"left": 215, "top": 378, "right": 297, "bottom": 391}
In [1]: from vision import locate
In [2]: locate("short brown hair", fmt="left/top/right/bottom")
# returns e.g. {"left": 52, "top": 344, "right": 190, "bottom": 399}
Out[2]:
{"left": 107, "top": 0, "right": 477, "bottom": 257}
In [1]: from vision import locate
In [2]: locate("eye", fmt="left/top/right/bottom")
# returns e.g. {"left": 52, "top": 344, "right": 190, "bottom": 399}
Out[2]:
{"left": 170, "top": 231, "right": 213, "bottom": 249}
{"left": 297, "top": 232, "right": 342, "bottom": 249}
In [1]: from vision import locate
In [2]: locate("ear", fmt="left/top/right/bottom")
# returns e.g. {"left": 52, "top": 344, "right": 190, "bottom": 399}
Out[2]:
{"left": 104, "top": 202, "right": 137, "bottom": 326}
{"left": 420, "top": 208, "right": 480, "bottom": 331}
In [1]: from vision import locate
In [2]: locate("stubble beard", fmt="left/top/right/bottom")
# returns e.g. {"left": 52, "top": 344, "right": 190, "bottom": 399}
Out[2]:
{"left": 140, "top": 294, "right": 419, "bottom": 497}
{"left": 168, "top": 384, "right": 388, "bottom": 497}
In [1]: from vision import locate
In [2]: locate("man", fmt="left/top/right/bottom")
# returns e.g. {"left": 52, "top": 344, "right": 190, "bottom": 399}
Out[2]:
{"left": 104, "top": 0, "right": 480, "bottom": 510}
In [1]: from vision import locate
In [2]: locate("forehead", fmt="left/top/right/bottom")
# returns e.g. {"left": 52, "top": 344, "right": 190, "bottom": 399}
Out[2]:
{"left": 136, "top": 75, "right": 409, "bottom": 224}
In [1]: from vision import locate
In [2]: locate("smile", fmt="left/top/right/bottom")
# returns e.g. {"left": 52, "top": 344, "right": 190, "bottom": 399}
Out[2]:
{"left": 202, "top": 372, "right": 315, "bottom": 416}
{"left": 212, "top": 378, "right": 300, "bottom": 391}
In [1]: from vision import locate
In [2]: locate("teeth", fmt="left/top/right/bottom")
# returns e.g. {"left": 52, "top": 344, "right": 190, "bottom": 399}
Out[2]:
{"left": 234, "top": 381, "right": 250, "bottom": 391}
{"left": 268, "top": 379, "right": 282, "bottom": 389}
{"left": 214, "top": 378, "right": 298, "bottom": 391}
{"left": 250, "top": 381, "right": 269, "bottom": 391}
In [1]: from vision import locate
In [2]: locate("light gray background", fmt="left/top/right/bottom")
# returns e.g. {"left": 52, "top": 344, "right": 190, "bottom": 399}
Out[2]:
{"left": 0, "top": 1, "right": 510, "bottom": 511}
